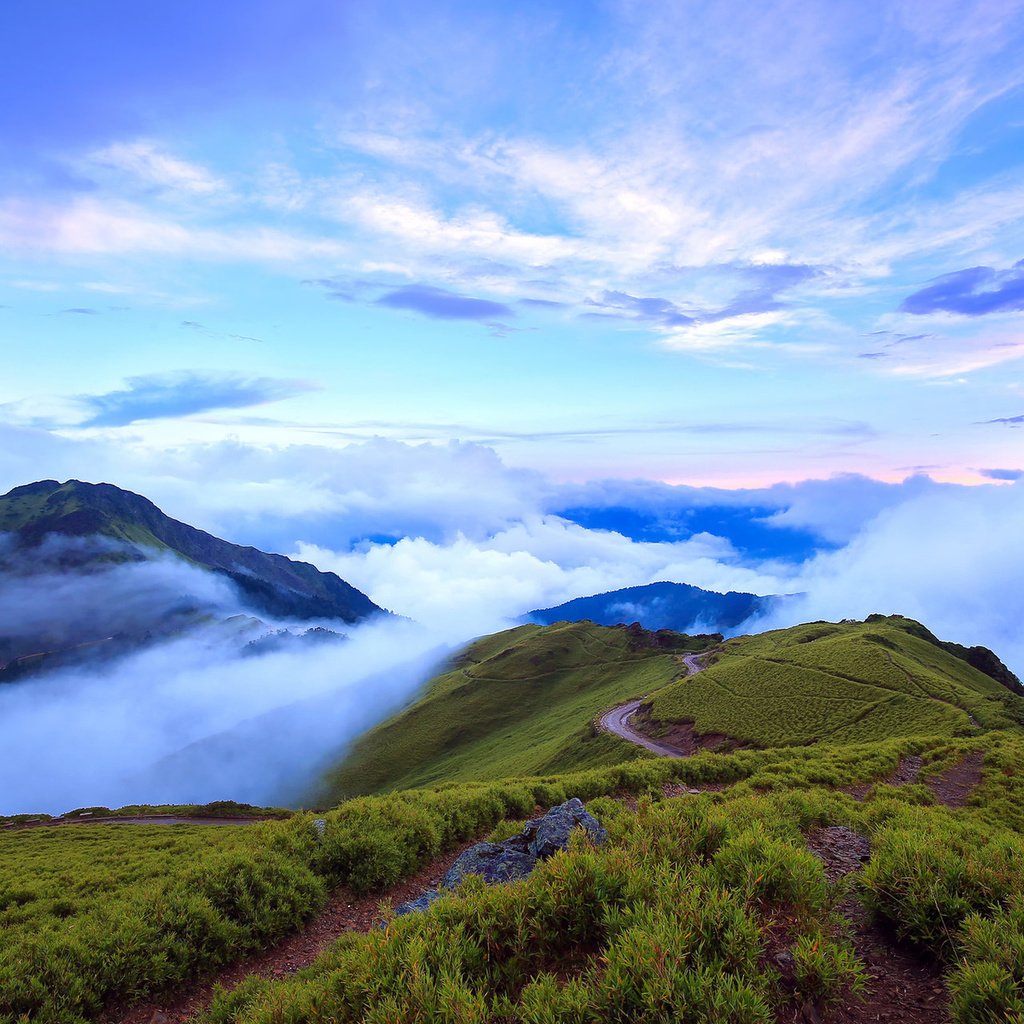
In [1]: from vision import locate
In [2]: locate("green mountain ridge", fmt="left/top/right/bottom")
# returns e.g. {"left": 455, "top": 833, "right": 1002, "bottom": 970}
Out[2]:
{"left": 320, "top": 614, "right": 1023, "bottom": 800}
{"left": 0, "top": 479, "right": 385, "bottom": 625}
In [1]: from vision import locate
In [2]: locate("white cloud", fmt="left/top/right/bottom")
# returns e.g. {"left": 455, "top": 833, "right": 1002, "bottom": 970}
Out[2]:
{"left": 87, "top": 140, "right": 225, "bottom": 196}
{"left": 768, "top": 479, "right": 1024, "bottom": 673}
{"left": 297, "top": 515, "right": 783, "bottom": 634}
{"left": 0, "top": 198, "right": 348, "bottom": 263}
{"left": 341, "top": 192, "right": 579, "bottom": 266}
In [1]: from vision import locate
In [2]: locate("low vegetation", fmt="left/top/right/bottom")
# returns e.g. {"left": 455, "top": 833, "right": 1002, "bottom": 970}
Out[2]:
{"left": 4, "top": 615, "right": 1024, "bottom": 1023}
{"left": 648, "top": 616, "right": 1024, "bottom": 748}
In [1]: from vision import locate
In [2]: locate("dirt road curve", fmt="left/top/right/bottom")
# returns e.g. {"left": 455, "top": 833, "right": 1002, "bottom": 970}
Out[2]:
{"left": 598, "top": 651, "right": 708, "bottom": 758}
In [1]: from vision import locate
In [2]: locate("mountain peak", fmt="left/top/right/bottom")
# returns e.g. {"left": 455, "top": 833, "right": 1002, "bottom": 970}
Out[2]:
{"left": 0, "top": 478, "right": 385, "bottom": 625}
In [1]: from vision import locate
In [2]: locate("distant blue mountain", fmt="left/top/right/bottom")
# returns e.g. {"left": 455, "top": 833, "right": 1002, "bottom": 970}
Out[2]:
{"left": 528, "top": 581, "right": 777, "bottom": 634}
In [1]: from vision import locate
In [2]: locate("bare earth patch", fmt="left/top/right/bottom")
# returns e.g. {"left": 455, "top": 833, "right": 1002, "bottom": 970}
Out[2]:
{"left": 844, "top": 755, "right": 922, "bottom": 801}
{"left": 632, "top": 706, "right": 748, "bottom": 755}
{"left": 774, "top": 826, "right": 951, "bottom": 1023}
{"left": 927, "top": 750, "right": 984, "bottom": 808}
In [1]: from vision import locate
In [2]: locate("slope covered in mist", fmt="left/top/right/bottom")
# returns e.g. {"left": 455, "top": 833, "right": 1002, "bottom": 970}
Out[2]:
{"left": 0, "top": 479, "right": 385, "bottom": 624}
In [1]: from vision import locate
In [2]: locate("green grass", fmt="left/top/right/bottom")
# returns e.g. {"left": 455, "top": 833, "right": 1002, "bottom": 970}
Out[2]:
{"left": 201, "top": 755, "right": 1024, "bottom": 1024}
{"left": 319, "top": 616, "right": 1023, "bottom": 803}
{"left": 0, "top": 800, "right": 292, "bottom": 827}
{"left": 6, "top": 614, "right": 1024, "bottom": 1023}
{"left": 648, "top": 617, "right": 1024, "bottom": 748}
{"left": 317, "top": 621, "right": 715, "bottom": 800}
{"left": 5, "top": 731, "right": 1024, "bottom": 1023}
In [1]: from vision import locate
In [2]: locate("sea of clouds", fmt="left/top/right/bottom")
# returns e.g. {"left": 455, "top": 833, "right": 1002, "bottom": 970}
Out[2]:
{"left": 1, "top": 428, "right": 1021, "bottom": 814}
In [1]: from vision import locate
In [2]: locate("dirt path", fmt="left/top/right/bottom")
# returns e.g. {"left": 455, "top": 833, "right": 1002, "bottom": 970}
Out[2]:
{"left": 845, "top": 754, "right": 923, "bottom": 801}
{"left": 928, "top": 750, "right": 984, "bottom": 807}
{"left": 104, "top": 838, "right": 480, "bottom": 1024}
{"left": 598, "top": 699, "right": 691, "bottom": 757}
{"left": 782, "top": 826, "right": 951, "bottom": 1024}
{"left": 597, "top": 651, "right": 708, "bottom": 757}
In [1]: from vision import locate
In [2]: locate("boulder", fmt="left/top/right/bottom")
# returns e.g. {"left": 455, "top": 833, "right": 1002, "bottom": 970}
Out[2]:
{"left": 394, "top": 889, "right": 443, "bottom": 917}
{"left": 442, "top": 842, "right": 536, "bottom": 889}
{"left": 524, "top": 796, "right": 607, "bottom": 860}
{"left": 390, "top": 798, "right": 606, "bottom": 921}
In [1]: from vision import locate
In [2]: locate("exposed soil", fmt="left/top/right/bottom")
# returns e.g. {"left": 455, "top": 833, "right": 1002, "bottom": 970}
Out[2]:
{"left": 774, "top": 824, "right": 951, "bottom": 1024}
{"left": 805, "top": 826, "right": 872, "bottom": 883}
{"left": 661, "top": 778, "right": 734, "bottom": 797}
{"left": 927, "top": 750, "right": 984, "bottom": 808}
{"left": 823, "top": 901, "right": 950, "bottom": 1024}
{"left": 103, "top": 838, "right": 480, "bottom": 1024}
{"left": 631, "top": 708, "right": 745, "bottom": 755}
{"left": 844, "top": 755, "right": 922, "bottom": 801}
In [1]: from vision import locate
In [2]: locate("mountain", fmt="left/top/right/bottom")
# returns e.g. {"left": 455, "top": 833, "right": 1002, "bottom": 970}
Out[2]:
{"left": 319, "top": 614, "right": 1023, "bottom": 799}
{"left": 316, "top": 621, "right": 719, "bottom": 801}
{"left": 528, "top": 580, "right": 777, "bottom": 632}
{"left": 0, "top": 479, "right": 384, "bottom": 623}
{"left": 0, "top": 479, "right": 384, "bottom": 678}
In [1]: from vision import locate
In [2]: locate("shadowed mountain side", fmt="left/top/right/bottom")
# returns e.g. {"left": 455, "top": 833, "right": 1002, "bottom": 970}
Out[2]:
{"left": 527, "top": 581, "right": 779, "bottom": 633}
{"left": 0, "top": 479, "right": 386, "bottom": 625}
{"left": 316, "top": 621, "right": 720, "bottom": 801}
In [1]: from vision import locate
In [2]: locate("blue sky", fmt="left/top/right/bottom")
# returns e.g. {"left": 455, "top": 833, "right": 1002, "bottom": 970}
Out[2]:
{"left": 2, "top": 0, "right": 1024, "bottom": 488}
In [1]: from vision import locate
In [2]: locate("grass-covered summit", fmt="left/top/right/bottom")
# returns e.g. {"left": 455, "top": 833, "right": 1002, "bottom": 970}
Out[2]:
{"left": 645, "top": 614, "right": 1023, "bottom": 748}
{"left": 320, "top": 614, "right": 1023, "bottom": 800}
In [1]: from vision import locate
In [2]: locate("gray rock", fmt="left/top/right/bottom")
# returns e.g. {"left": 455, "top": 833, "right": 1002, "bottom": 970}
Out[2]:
{"left": 395, "top": 798, "right": 607, "bottom": 917}
{"left": 442, "top": 842, "right": 537, "bottom": 889}
{"left": 525, "top": 797, "right": 607, "bottom": 860}
{"left": 394, "top": 889, "right": 443, "bottom": 916}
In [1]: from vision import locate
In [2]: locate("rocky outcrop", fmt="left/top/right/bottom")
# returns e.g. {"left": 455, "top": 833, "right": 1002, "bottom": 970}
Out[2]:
{"left": 395, "top": 798, "right": 606, "bottom": 917}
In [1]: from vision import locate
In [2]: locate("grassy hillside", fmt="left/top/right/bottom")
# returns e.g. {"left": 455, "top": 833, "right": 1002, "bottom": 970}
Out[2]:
{"left": 5, "top": 730, "right": 1024, "bottom": 1023}
{"left": 6, "top": 614, "right": 1024, "bottom": 1023}
{"left": 648, "top": 616, "right": 1024, "bottom": 748}
{"left": 317, "top": 622, "right": 719, "bottom": 800}
{"left": 321, "top": 615, "right": 1022, "bottom": 802}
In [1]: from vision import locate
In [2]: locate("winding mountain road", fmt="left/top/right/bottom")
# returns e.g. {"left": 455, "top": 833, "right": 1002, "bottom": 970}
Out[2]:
{"left": 598, "top": 652, "right": 708, "bottom": 757}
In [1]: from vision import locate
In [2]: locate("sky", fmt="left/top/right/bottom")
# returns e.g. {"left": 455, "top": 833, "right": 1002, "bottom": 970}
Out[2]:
{"left": 1, "top": 0, "right": 1023, "bottom": 486}
{"left": 1, "top": 1, "right": 1024, "bottom": 675}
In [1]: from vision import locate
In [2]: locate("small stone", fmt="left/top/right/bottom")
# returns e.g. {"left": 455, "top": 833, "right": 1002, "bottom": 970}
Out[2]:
{"left": 394, "top": 889, "right": 443, "bottom": 916}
